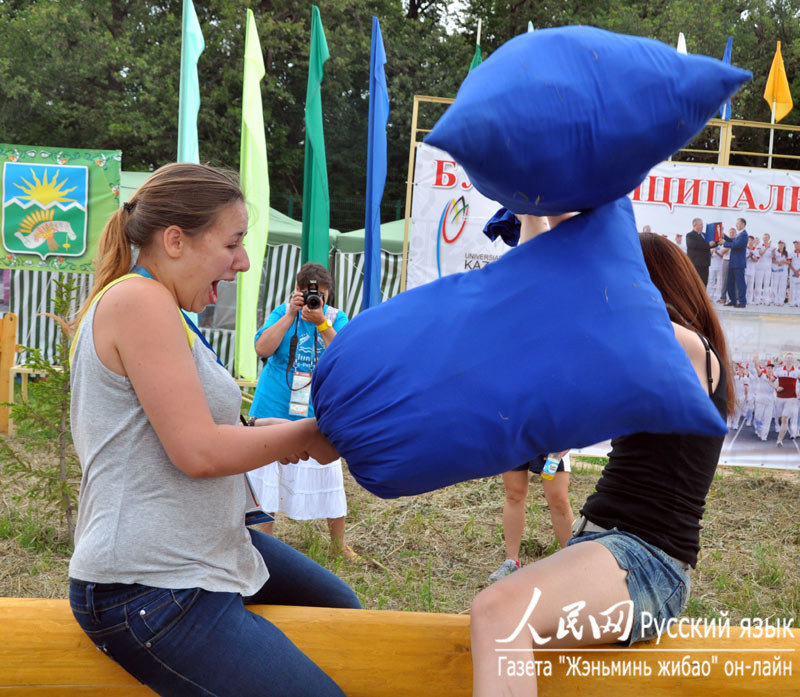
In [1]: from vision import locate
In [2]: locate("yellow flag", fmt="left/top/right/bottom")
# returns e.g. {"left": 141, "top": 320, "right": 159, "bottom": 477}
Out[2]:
{"left": 764, "top": 41, "right": 793, "bottom": 122}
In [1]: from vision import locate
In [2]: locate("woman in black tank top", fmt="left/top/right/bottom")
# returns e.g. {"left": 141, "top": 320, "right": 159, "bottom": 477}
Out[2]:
{"left": 471, "top": 232, "right": 735, "bottom": 696}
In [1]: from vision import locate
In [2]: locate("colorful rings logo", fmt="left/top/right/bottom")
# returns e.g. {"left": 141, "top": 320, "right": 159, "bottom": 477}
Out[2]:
{"left": 436, "top": 195, "right": 469, "bottom": 277}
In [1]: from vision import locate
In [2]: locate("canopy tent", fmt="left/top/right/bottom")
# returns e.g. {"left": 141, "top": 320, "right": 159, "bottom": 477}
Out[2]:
{"left": 120, "top": 171, "right": 150, "bottom": 203}
{"left": 335, "top": 218, "right": 405, "bottom": 254}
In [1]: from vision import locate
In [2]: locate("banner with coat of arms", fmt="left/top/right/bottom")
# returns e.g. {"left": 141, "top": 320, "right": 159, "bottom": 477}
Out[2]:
{"left": 0, "top": 143, "right": 121, "bottom": 273}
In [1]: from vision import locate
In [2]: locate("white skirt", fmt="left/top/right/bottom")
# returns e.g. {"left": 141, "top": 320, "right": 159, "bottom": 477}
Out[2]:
{"left": 248, "top": 458, "right": 347, "bottom": 520}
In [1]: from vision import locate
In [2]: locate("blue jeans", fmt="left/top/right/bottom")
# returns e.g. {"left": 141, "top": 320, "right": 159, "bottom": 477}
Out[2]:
{"left": 69, "top": 529, "right": 361, "bottom": 697}
{"left": 567, "top": 529, "right": 690, "bottom": 646}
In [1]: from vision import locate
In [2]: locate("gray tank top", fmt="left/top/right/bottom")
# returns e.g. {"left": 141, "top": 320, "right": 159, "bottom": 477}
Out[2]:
{"left": 69, "top": 288, "right": 268, "bottom": 595}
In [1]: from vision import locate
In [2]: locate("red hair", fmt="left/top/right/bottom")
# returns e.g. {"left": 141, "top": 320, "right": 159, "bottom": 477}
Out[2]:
{"left": 639, "top": 232, "right": 734, "bottom": 414}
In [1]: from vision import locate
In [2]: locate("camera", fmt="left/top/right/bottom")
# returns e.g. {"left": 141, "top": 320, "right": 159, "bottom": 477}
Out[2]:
{"left": 302, "top": 281, "right": 323, "bottom": 310}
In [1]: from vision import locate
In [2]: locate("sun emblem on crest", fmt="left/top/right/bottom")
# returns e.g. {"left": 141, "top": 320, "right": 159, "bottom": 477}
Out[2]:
{"left": 13, "top": 168, "right": 77, "bottom": 207}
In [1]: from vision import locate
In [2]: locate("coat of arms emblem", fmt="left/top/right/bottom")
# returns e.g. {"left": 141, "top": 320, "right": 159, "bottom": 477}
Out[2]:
{"left": 2, "top": 162, "right": 88, "bottom": 259}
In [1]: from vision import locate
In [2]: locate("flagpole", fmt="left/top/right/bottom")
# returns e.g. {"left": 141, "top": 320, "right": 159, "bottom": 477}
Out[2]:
{"left": 468, "top": 19, "right": 482, "bottom": 73}
{"left": 768, "top": 100, "right": 776, "bottom": 169}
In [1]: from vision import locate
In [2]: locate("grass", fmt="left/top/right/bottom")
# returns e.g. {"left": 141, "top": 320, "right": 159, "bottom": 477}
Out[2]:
{"left": 1, "top": 434, "right": 798, "bottom": 626}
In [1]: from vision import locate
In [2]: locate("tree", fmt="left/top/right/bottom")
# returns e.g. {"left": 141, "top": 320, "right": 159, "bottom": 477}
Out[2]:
{"left": 0, "top": 0, "right": 472, "bottom": 229}
{"left": 1, "top": 278, "right": 80, "bottom": 544}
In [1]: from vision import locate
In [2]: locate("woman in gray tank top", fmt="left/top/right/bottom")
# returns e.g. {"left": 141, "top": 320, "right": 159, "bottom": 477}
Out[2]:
{"left": 68, "top": 163, "right": 360, "bottom": 697}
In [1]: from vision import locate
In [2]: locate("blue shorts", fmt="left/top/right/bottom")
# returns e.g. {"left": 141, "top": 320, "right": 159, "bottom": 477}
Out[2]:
{"left": 566, "top": 529, "right": 691, "bottom": 646}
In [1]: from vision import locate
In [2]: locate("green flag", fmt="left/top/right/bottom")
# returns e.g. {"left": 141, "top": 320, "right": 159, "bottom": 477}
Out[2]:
{"left": 235, "top": 9, "right": 269, "bottom": 380}
{"left": 469, "top": 44, "right": 482, "bottom": 72}
{"left": 301, "top": 6, "right": 330, "bottom": 267}
{"left": 177, "top": 0, "right": 204, "bottom": 164}
{"left": 469, "top": 19, "right": 482, "bottom": 73}
{"left": 177, "top": 0, "right": 205, "bottom": 325}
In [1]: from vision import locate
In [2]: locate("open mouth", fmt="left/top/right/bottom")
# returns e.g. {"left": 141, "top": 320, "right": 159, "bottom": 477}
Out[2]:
{"left": 209, "top": 280, "right": 219, "bottom": 305}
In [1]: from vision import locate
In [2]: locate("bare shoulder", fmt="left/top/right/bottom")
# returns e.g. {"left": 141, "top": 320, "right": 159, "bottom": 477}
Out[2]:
{"left": 94, "top": 276, "right": 181, "bottom": 332}
{"left": 92, "top": 276, "right": 188, "bottom": 376}
{"left": 671, "top": 322, "right": 704, "bottom": 356}
{"left": 671, "top": 322, "right": 721, "bottom": 388}
{"left": 97, "top": 275, "right": 172, "bottom": 312}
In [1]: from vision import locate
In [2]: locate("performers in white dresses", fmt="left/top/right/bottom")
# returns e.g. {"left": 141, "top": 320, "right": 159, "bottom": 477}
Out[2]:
{"left": 708, "top": 241, "right": 729, "bottom": 302}
{"left": 754, "top": 233, "right": 773, "bottom": 305}
{"left": 789, "top": 240, "right": 800, "bottom": 307}
{"left": 774, "top": 355, "right": 800, "bottom": 445}
{"left": 745, "top": 236, "right": 758, "bottom": 305}
{"left": 753, "top": 363, "right": 779, "bottom": 441}
{"left": 770, "top": 240, "right": 790, "bottom": 306}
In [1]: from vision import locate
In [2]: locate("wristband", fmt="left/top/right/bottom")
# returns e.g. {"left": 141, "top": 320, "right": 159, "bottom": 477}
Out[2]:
{"left": 316, "top": 319, "right": 332, "bottom": 332}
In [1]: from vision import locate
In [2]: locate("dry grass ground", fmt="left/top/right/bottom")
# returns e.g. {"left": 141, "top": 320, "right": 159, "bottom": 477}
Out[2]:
{"left": 1, "top": 440, "right": 798, "bottom": 626}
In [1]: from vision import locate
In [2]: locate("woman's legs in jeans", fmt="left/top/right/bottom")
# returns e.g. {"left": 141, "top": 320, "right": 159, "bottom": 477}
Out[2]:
{"left": 70, "top": 530, "right": 360, "bottom": 697}
{"left": 71, "top": 582, "right": 349, "bottom": 697}
{"left": 244, "top": 528, "right": 361, "bottom": 608}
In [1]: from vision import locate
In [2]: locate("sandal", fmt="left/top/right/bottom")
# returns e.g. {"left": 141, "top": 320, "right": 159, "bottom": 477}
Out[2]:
{"left": 332, "top": 544, "right": 360, "bottom": 561}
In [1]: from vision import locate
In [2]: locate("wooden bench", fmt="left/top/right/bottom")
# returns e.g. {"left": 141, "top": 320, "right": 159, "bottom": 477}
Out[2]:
{"left": 0, "top": 598, "right": 796, "bottom": 695}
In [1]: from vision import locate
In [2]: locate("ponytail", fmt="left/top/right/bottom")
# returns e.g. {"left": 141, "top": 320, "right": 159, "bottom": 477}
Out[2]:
{"left": 71, "top": 162, "right": 243, "bottom": 330}
{"left": 73, "top": 206, "right": 133, "bottom": 327}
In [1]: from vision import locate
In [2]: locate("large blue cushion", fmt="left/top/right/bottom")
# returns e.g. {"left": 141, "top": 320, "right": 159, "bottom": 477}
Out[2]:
{"left": 312, "top": 197, "right": 728, "bottom": 498}
{"left": 425, "top": 26, "right": 751, "bottom": 216}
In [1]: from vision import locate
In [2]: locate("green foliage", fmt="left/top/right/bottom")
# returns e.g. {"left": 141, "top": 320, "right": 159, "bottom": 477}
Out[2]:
{"left": 1, "top": 277, "right": 80, "bottom": 544}
{"left": 0, "top": 508, "right": 71, "bottom": 555}
{"left": 0, "top": 0, "right": 464, "bottom": 230}
{"left": 2, "top": 0, "right": 800, "bottom": 232}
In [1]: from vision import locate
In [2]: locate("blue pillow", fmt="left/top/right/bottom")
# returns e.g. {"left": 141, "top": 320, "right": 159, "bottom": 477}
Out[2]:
{"left": 425, "top": 26, "right": 751, "bottom": 216}
{"left": 311, "top": 197, "right": 728, "bottom": 498}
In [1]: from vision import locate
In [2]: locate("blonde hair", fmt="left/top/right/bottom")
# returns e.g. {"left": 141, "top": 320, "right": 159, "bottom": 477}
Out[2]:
{"left": 75, "top": 163, "right": 243, "bottom": 326}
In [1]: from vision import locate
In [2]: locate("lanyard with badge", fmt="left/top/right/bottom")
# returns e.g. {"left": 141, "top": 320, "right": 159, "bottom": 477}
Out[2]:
{"left": 131, "top": 265, "right": 273, "bottom": 525}
{"left": 286, "top": 314, "right": 320, "bottom": 417}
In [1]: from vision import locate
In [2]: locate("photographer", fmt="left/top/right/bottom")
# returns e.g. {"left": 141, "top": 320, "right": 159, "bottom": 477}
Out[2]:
{"left": 248, "top": 263, "right": 357, "bottom": 559}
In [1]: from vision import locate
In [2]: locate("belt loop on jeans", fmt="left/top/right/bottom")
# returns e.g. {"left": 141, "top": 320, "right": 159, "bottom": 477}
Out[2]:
{"left": 85, "top": 582, "right": 100, "bottom": 626}
{"left": 571, "top": 515, "right": 608, "bottom": 537}
{"left": 572, "top": 517, "right": 691, "bottom": 572}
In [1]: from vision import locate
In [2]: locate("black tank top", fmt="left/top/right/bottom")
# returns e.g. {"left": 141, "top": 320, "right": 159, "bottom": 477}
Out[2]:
{"left": 580, "top": 338, "right": 728, "bottom": 568}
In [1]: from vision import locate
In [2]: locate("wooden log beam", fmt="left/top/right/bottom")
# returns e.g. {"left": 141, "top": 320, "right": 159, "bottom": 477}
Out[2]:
{"left": 0, "top": 598, "right": 796, "bottom": 695}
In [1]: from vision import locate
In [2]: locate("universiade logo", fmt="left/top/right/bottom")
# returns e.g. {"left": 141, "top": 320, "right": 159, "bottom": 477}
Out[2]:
{"left": 1, "top": 162, "right": 88, "bottom": 260}
{"left": 436, "top": 195, "right": 468, "bottom": 277}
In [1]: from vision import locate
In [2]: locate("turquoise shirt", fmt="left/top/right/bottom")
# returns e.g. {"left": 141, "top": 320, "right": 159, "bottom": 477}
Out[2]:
{"left": 249, "top": 303, "right": 348, "bottom": 420}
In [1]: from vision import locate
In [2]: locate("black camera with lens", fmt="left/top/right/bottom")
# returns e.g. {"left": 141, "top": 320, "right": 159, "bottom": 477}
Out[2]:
{"left": 302, "top": 281, "right": 323, "bottom": 310}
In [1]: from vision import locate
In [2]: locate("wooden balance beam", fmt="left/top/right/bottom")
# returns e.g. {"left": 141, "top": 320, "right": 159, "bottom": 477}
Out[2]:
{"left": 0, "top": 598, "right": 796, "bottom": 696}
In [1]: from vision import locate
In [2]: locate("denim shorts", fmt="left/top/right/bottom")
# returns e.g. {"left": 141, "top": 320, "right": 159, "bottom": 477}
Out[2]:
{"left": 567, "top": 529, "right": 691, "bottom": 646}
